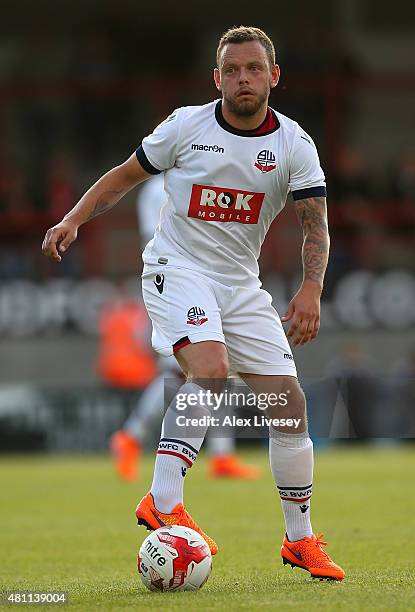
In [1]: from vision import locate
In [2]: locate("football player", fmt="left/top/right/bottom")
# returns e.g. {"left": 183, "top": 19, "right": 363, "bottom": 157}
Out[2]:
{"left": 42, "top": 26, "right": 345, "bottom": 580}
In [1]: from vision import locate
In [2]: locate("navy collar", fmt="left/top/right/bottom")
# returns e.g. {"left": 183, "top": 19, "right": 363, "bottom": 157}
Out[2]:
{"left": 215, "top": 100, "right": 280, "bottom": 137}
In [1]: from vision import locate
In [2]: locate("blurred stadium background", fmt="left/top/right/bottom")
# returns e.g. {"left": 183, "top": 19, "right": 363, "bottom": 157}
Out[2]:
{"left": 0, "top": 0, "right": 415, "bottom": 453}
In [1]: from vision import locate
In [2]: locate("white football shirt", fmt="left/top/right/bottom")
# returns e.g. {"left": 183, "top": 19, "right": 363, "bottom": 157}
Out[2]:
{"left": 136, "top": 173, "right": 166, "bottom": 245}
{"left": 136, "top": 100, "right": 326, "bottom": 288}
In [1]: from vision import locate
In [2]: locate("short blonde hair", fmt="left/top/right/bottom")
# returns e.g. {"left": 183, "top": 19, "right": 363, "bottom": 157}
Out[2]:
{"left": 217, "top": 26, "right": 276, "bottom": 69}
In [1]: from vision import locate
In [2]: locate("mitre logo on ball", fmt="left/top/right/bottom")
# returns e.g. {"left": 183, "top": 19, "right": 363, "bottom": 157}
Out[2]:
{"left": 188, "top": 183, "right": 264, "bottom": 224}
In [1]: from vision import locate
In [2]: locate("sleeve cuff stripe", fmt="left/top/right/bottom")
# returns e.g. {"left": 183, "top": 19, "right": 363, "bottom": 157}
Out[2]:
{"left": 135, "top": 145, "right": 162, "bottom": 175}
{"left": 292, "top": 186, "right": 327, "bottom": 200}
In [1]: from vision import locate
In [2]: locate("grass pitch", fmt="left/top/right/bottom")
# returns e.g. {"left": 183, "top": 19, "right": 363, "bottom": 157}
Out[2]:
{"left": 0, "top": 445, "right": 414, "bottom": 611}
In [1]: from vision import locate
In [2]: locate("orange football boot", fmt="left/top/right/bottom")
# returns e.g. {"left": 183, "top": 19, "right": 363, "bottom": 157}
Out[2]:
{"left": 136, "top": 492, "right": 218, "bottom": 555}
{"left": 281, "top": 533, "right": 345, "bottom": 581}
{"left": 208, "top": 454, "right": 262, "bottom": 479}
{"left": 110, "top": 430, "right": 141, "bottom": 482}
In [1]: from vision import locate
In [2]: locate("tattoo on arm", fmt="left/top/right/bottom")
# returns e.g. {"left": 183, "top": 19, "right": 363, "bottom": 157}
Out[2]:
{"left": 86, "top": 190, "right": 124, "bottom": 221}
{"left": 293, "top": 196, "right": 330, "bottom": 286}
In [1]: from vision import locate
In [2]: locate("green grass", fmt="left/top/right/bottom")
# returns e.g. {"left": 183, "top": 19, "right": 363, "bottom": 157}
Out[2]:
{"left": 0, "top": 446, "right": 414, "bottom": 611}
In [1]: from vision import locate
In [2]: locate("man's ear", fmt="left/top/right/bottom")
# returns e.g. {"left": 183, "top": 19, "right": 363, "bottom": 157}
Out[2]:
{"left": 270, "top": 64, "right": 281, "bottom": 89}
{"left": 213, "top": 67, "right": 221, "bottom": 91}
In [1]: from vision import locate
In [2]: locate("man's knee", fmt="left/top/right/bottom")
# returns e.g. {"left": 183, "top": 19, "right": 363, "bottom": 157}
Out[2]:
{"left": 283, "top": 378, "right": 306, "bottom": 411}
{"left": 260, "top": 376, "right": 307, "bottom": 418}
{"left": 290, "top": 380, "right": 306, "bottom": 408}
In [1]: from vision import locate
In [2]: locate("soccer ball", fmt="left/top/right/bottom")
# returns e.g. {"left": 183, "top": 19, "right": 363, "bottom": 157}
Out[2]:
{"left": 138, "top": 525, "right": 212, "bottom": 592}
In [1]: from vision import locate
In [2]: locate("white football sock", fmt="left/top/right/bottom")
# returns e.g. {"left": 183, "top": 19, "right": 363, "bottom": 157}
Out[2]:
{"left": 150, "top": 381, "right": 210, "bottom": 513}
{"left": 150, "top": 453, "right": 188, "bottom": 513}
{"left": 269, "top": 428, "right": 313, "bottom": 542}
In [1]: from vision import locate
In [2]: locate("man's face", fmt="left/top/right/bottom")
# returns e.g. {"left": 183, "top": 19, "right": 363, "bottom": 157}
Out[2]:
{"left": 214, "top": 41, "right": 280, "bottom": 117}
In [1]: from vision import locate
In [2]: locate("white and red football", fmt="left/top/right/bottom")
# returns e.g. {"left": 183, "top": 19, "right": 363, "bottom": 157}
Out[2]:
{"left": 138, "top": 525, "right": 212, "bottom": 592}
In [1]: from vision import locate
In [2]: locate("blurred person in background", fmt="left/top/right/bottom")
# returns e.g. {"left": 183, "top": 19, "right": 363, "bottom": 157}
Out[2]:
{"left": 97, "top": 286, "right": 158, "bottom": 452}
{"left": 388, "top": 347, "right": 415, "bottom": 439}
{"left": 97, "top": 290, "right": 157, "bottom": 391}
{"left": 324, "top": 342, "right": 380, "bottom": 439}
{"left": 110, "top": 173, "right": 262, "bottom": 481}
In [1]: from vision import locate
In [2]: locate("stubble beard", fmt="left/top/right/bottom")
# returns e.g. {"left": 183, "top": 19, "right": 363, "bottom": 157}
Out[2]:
{"left": 223, "top": 87, "right": 270, "bottom": 117}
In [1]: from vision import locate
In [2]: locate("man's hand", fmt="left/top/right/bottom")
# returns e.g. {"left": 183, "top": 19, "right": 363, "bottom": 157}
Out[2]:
{"left": 41, "top": 153, "right": 152, "bottom": 263}
{"left": 42, "top": 220, "right": 78, "bottom": 262}
{"left": 281, "top": 280, "right": 322, "bottom": 346}
{"left": 284, "top": 194, "right": 329, "bottom": 345}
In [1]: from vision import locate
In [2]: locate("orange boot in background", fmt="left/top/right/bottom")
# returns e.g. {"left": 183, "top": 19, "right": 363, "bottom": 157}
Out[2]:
{"left": 110, "top": 430, "right": 142, "bottom": 481}
{"left": 208, "top": 454, "right": 262, "bottom": 479}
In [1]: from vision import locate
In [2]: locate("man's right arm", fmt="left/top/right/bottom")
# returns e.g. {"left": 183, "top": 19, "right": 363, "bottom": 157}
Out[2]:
{"left": 42, "top": 153, "right": 151, "bottom": 262}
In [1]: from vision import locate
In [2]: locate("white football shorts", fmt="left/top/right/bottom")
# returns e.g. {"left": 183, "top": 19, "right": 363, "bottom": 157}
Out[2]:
{"left": 141, "top": 265, "right": 297, "bottom": 377}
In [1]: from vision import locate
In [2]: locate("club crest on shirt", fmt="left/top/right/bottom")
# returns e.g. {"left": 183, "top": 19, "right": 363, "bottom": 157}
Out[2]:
{"left": 187, "top": 306, "right": 208, "bottom": 326}
{"left": 255, "top": 150, "right": 277, "bottom": 173}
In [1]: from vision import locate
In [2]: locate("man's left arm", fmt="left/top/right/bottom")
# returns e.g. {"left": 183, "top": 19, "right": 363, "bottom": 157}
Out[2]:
{"left": 281, "top": 196, "right": 330, "bottom": 346}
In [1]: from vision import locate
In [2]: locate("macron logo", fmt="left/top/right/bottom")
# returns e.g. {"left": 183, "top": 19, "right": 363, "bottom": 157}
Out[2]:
{"left": 191, "top": 144, "right": 224, "bottom": 153}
